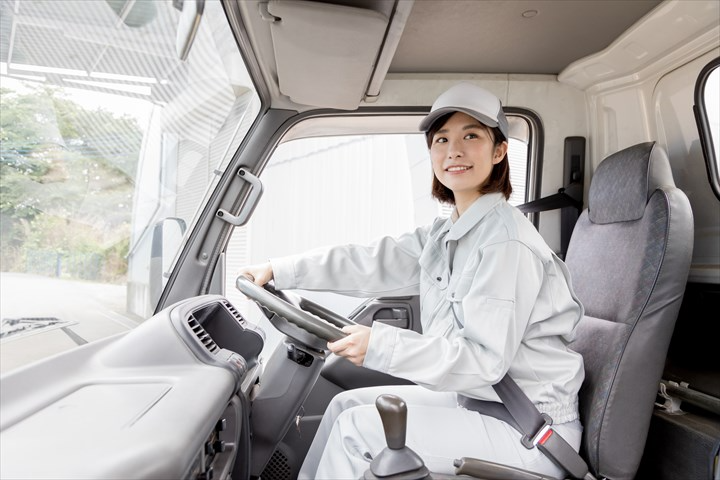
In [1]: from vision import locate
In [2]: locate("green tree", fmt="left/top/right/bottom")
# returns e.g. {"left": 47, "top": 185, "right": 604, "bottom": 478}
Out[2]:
{"left": 0, "top": 85, "right": 142, "bottom": 280}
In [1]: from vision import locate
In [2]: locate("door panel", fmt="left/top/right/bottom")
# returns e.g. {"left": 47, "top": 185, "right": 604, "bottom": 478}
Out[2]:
{"left": 349, "top": 296, "right": 422, "bottom": 332}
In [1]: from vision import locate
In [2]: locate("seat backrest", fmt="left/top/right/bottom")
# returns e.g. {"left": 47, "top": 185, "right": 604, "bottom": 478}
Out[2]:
{"left": 564, "top": 141, "right": 693, "bottom": 480}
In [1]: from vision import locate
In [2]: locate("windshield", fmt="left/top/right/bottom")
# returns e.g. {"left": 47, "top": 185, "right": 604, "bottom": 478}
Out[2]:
{"left": 0, "top": 0, "right": 259, "bottom": 373}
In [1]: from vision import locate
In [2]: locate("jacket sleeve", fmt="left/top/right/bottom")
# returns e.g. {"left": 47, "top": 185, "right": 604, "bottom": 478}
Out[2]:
{"left": 269, "top": 224, "right": 432, "bottom": 298}
{"left": 364, "top": 240, "right": 544, "bottom": 396}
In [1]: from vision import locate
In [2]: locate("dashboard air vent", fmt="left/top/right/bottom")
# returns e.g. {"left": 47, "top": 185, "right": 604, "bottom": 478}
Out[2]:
{"left": 187, "top": 315, "right": 220, "bottom": 354}
{"left": 222, "top": 300, "right": 244, "bottom": 325}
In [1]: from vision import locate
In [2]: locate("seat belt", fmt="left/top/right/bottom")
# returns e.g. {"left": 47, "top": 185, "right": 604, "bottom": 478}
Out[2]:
{"left": 517, "top": 181, "right": 583, "bottom": 260}
{"left": 518, "top": 136, "right": 586, "bottom": 259}
{"left": 517, "top": 182, "right": 583, "bottom": 215}
{"left": 457, "top": 376, "right": 596, "bottom": 480}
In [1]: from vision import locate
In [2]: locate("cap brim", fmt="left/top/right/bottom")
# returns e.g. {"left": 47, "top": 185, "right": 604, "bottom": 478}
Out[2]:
{"left": 419, "top": 107, "right": 500, "bottom": 133}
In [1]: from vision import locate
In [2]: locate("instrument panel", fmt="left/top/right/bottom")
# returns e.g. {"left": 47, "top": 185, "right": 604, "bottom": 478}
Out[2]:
{"left": 0, "top": 295, "right": 264, "bottom": 480}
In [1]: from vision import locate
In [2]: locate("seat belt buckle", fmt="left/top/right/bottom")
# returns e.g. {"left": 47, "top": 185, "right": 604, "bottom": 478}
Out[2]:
{"left": 521, "top": 412, "right": 553, "bottom": 449}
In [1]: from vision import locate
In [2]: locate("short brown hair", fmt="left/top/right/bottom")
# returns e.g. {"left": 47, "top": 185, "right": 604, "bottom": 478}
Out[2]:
{"left": 425, "top": 112, "right": 513, "bottom": 204}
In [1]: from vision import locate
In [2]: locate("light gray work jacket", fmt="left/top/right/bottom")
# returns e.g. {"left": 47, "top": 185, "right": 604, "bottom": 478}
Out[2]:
{"left": 271, "top": 192, "right": 584, "bottom": 423}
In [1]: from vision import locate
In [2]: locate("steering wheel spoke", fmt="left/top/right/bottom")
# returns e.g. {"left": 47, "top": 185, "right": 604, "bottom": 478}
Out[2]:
{"left": 236, "top": 276, "right": 355, "bottom": 349}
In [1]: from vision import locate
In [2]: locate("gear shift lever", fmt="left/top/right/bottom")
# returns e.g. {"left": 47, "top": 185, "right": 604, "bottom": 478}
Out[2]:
{"left": 364, "top": 394, "right": 430, "bottom": 479}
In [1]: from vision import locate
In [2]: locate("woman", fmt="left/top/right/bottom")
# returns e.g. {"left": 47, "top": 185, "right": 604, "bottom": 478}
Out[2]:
{"left": 240, "top": 83, "right": 584, "bottom": 479}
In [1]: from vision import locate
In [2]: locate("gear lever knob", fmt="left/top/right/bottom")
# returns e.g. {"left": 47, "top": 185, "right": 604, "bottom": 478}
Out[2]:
{"left": 376, "top": 394, "right": 407, "bottom": 450}
{"left": 367, "top": 394, "right": 429, "bottom": 479}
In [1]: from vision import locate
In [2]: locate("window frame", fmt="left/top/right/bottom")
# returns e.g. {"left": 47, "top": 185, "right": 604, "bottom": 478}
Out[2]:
{"left": 505, "top": 107, "right": 545, "bottom": 228}
{"left": 224, "top": 107, "right": 543, "bottom": 279}
{"left": 693, "top": 57, "right": 720, "bottom": 201}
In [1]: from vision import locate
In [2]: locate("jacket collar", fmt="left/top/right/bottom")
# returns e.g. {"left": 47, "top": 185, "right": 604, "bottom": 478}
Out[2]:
{"left": 447, "top": 192, "right": 505, "bottom": 243}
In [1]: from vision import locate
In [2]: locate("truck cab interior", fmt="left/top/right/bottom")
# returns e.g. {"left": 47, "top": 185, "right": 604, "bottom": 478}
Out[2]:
{"left": 0, "top": 1, "right": 718, "bottom": 479}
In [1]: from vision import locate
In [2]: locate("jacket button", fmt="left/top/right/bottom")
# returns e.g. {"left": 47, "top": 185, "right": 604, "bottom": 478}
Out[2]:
{"left": 436, "top": 276, "right": 442, "bottom": 282}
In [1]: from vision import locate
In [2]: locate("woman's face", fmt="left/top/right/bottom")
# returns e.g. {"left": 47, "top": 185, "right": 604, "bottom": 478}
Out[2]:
{"left": 430, "top": 112, "right": 507, "bottom": 209}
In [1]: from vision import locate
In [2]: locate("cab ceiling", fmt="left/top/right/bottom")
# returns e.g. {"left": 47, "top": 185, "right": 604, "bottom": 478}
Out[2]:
{"left": 237, "top": 0, "right": 662, "bottom": 110}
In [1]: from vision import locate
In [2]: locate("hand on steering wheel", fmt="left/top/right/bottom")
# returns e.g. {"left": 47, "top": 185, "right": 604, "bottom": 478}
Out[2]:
{"left": 238, "top": 262, "right": 274, "bottom": 287}
{"left": 236, "top": 275, "right": 357, "bottom": 350}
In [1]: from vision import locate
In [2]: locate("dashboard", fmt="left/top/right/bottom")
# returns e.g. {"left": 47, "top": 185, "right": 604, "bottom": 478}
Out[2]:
{"left": 0, "top": 295, "right": 264, "bottom": 480}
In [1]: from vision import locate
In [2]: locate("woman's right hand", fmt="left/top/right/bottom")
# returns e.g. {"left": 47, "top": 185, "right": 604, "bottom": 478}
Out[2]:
{"left": 238, "top": 262, "right": 274, "bottom": 286}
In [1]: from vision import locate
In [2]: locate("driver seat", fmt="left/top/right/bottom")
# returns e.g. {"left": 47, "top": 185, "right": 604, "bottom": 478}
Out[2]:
{"left": 443, "top": 141, "right": 693, "bottom": 480}
{"left": 561, "top": 141, "right": 693, "bottom": 479}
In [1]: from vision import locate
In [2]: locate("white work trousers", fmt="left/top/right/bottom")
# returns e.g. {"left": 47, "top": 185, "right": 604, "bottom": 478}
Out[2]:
{"left": 298, "top": 385, "right": 582, "bottom": 480}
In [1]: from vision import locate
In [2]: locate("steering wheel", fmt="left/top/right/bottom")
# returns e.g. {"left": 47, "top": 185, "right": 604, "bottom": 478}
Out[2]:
{"left": 236, "top": 275, "right": 356, "bottom": 350}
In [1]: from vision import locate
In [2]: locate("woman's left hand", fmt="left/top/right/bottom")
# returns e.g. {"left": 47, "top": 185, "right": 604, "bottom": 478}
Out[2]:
{"left": 327, "top": 324, "right": 372, "bottom": 366}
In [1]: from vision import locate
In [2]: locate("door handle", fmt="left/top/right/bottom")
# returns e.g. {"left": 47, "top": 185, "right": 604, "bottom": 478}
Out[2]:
{"left": 374, "top": 308, "right": 409, "bottom": 329}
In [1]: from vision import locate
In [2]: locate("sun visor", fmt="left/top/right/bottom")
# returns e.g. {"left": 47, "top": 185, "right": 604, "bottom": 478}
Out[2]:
{"left": 267, "top": 0, "right": 388, "bottom": 110}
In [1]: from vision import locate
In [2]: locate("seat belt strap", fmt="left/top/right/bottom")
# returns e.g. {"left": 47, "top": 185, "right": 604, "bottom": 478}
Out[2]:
{"left": 517, "top": 183, "right": 583, "bottom": 215}
{"left": 457, "top": 376, "right": 595, "bottom": 480}
{"left": 492, "top": 375, "right": 553, "bottom": 448}
{"left": 517, "top": 182, "right": 583, "bottom": 259}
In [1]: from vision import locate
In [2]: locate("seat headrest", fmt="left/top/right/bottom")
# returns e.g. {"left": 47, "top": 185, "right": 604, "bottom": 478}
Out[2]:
{"left": 588, "top": 141, "right": 675, "bottom": 224}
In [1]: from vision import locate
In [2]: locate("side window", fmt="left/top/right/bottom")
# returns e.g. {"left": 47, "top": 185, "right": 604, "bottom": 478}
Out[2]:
{"left": 695, "top": 58, "right": 720, "bottom": 199}
{"left": 226, "top": 115, "right": 533, "bottom": 356}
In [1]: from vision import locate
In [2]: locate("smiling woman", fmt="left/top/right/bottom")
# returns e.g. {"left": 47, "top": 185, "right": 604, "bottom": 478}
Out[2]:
{"left": 234, "top": 83, "right": 585, "bottom": 480}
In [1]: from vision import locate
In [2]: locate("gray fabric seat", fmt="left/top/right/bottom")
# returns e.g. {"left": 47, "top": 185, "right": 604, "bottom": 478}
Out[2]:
{"left": 564, "top": 141, "right": 693, "bottom": 479}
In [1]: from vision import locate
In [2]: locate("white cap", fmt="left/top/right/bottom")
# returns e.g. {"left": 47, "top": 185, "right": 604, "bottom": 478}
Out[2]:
{"left": 419, "top": 83, "right": 509, "bottom": 140}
